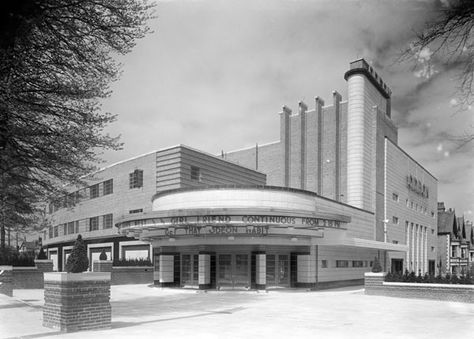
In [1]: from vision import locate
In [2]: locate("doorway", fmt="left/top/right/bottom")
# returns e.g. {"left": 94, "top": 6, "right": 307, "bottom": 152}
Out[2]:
{"left": 217, "top": 254, "right": 250, "bottom": 289}
{"left": 266, "top": 254, "right": 290, "bottom": 287}
{"left": 181, "top": 254, "right": 199, "bottom": 286}
{"left": 391, "top": 259, "right": 403, "bottom": 274}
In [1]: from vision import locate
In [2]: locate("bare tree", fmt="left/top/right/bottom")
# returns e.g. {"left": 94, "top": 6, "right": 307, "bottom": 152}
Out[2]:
{"left": 403, "top": 0, "right": 474, "bottom": 146}
{"left": 0, "top": 0, "right": 154, "bottom": 248}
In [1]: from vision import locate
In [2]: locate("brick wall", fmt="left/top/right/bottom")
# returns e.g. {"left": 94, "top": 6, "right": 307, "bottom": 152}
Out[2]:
{"left": 43, "top": 272, "right": 111, "bottom": 332}
{"left": 364, "top": 273, "right": 474, "bottom": 303}
{"left": 112, "top": 266, "right": 153, "bottom": 285}
{"left": 0, "top": 266, "right": 13, "bottom": 297}
{"left": 12, "top": 267, "right": 43, "bottom": 289}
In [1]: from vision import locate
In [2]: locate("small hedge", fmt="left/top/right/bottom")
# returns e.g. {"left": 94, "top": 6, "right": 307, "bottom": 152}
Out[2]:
{"left": 0, "top": 248, "right": 35, "bottom": 266}
{"left": 113, "top": 258, "right": 152, "bottom": 267}
{"left": 385, "top": 270, "right": 474, "bottom": 285}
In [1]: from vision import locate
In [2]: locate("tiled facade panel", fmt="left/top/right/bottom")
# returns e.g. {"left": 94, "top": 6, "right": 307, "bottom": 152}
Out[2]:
{"left": 156, "top": 148, "right": 183, "bottom": 192}
{"left": 374, "top": 109, "right": 399, "bottom": 241}
{"left": 347, "top": 75, "right": 384, "bottom": 211}
{"left": 179, "top": 146, "right": 266, "bottom": 187}
{"left": 339, "top": 103, "right": 348, "bottom": 204}
{"left": 45, "top": 152, "right": 158, "bottom": 245}
{"left": 289, "top": 113, "right": 302, "bottom": 188}
{"left": 317, "top": 246, "right": 378, "bottom": 282}
{"left": 305, "top": 109, "right": 319, "bottom": 193}
{"left": 256, "top": 142, "right": 284, "bottom": 187}
{"left": 223, "top": 146, "right": 257, "bottom": 171}
{"left": 385, "top": 139, "right": 438, "bottom": 274}
{"left": 321, "top": 105, "right": 337, "bottom": 199}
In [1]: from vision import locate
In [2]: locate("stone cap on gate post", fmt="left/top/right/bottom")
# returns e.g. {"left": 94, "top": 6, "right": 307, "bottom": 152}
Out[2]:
{"left": 0, "top": 265, "right": 13, "bottom": 297}
{"left": 34, "top": 259, "right": 54, "bottom": 272}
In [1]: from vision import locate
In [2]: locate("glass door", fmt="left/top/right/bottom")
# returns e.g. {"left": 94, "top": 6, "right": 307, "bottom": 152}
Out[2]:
{"left": 277, "top": 255, "right": 290, "bottom": 286}
{"left": 218, "top": 254, "right": 233, "bottom": 287}
{"left": 233, "top": 254, "right": 249, "bottom": 288}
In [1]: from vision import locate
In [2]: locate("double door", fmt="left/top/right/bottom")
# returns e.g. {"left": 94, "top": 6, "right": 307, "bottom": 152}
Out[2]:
{"left": 218, "top": 254, "right": 250, "bottom": 289}
{"left": 266, "top": 254, "right": 290, "bottom": 287}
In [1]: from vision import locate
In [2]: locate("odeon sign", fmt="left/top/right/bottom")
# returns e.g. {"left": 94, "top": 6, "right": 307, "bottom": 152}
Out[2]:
{"left": 120, "top": 214, "right": 345, "bottom": 238}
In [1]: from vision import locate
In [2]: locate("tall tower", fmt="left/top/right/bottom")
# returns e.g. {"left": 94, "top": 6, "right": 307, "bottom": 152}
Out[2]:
{"left": 344, "top": 59, "right": 392, "bottom": 212}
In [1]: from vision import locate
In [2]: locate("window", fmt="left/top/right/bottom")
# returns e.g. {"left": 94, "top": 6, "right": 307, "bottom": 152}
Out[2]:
{"left": 336, "top": 260, "right": 349, "bottom": 268}
{"left": 89, "top": 216, "right": 99, "bottom": 231}
{"left": 431, "top": 246, "right": 435, "bottom": 252}
{"left": 129, "top": 169, "right": 143, "bottom": 189}
{"left": 352, "top": 260, "right": 364, "bottom": 268}
{"left": 392, "top": 240, "right": 399, "bottom": 244}
{"left": 67, "top": 222, "right": 75, "bottom": 235}
{"left": 321, "top": 260, "right": 327, "bottom": 268}
{"left": 406, "top": 199, "right": 409, "bottom": 207}
{"left": 410, "top": 201, "right": 414, "bottom": 209}
{"left": 451, "top": 246, "right": 457, "bottom": 257}
{"left": 75, "top": 220, "right": 80, "bottom": 233}
{"left": 190, "top": 166, "right": 201, "bottom": 182}
{"left": 54, "top": 226, "right": 58, "bottom": 237}
{"left": 49, "top": 227, "right": 53, "bottom": 238}
{"left": 431, "top": 229, "right": 434, "bottom": 234}
{"left": 392, "top": 193, "right": 399, "bottom": 202}
{"left": 431, "top": 211, "right": 435, "bottom": 218}
{"left": 90, "top": 184, "right": 99, "bottom": 199}
{"left": 103, "top": 179, "right": 113, "bottom": 195}
{"left": 103, "top": 214, "right": 113, "bottom": 229}
{"left": 392, "top": 216, "right": 399, "bottom": 224}
{"left": 129, "top": 209, "right": 143, "bottom": 214}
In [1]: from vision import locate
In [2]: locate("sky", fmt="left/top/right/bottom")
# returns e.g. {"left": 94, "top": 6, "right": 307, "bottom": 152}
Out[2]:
{"left": 100, "top": 0, "right": 473, "bottom": 218}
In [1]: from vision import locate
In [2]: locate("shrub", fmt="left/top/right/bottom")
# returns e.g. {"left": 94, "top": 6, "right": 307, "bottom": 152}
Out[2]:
{"left": 371, "top": 257, "right": 383, "bottom": 273}
{"left": 37, "top": 247, "right": 47, "bottom": 260}
{"left": 99, "top": 249, "right": 108, "bottom": 260}
{"left": 0, "top": 248, "right": 35, "bottom": 266}
{"left": 65, "top": 235, "right": 89, "bottom": 273}
{"left": 113, "top": 258, "right": 152, "bottom": 267}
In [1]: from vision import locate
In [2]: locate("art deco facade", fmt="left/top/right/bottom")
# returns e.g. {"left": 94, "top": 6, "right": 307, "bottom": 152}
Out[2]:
{"left": 43, "top": 59, "right": 439, "bottom": 289}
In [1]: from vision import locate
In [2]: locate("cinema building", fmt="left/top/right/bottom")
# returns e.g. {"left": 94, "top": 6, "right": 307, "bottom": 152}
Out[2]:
{"left": 42, "top": 59, "right": 439, "bottom": 289}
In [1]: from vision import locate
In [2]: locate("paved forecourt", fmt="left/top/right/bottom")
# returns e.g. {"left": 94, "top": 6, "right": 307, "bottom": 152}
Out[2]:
{"left": 1, "top": 285, "right": 474, "bottom": 339}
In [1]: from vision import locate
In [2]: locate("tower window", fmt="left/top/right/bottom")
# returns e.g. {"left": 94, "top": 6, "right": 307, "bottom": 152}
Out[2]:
{"left": 129, "top": 169, "right": 143, "bottom": 189}
{"left": 190, "top": 166, "right": 202, "bottom": 182}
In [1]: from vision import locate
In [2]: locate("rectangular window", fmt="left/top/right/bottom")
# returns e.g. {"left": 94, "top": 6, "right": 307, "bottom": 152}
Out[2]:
{"left": 67, "top": 222, "right": 75, "bottom": 235}
{"left": 54, "top": 226, "right": 58, "bottom": 237}
{"left": 129, "top": 169, "right": 143, "bottom": 189}
{"left": 103, "top": 214, "right": 113, "bottom": 229}
{"left": 410, "top": 201, "right": 414, "bottom": 209}
{"left": 321, "top": 260, "right": 327, "bottom": 268}
{"left": 392, "top": 193, "right": 399, "bottom": 202}
{"left": 90, "top": 184, "right": 99, "bottom": 199}
{"left": 103, "top": 179, "right": 113, "bottom": 195}
{"left": 49, "top": 227, "right": 53, "bottom": 238}
{"left": 451, "top": 246, "right": 457, "bottom": 257}
{"left": 431, "top": 246, "right": 435, "bottom": 252}
{"left": 352, "top": 260, "right": 364, "bottom": 268}
{"left": 336, "top": 260, "right": 349, "bottom": 268}
{"left": 190, "top": 166, "right": 201, "bottom": 182}
{"left": 75, "top": 220, "right": 80, "bottom": 234}
{"left": 129, "top": 209, "right": 143, "bottom": 214}
{"left": 406, "top": 199, "right": 409, "bottom": 207}
{"left": 392, "top": 216, "right": 399, "bottom": 224}
{"left": 89, "top": 216, "right": 99, "bottom": 231}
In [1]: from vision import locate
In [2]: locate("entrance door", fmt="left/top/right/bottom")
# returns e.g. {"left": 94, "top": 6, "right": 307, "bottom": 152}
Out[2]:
{"left": 391, "top": 259, "right": 403, "bottom": 274}
{"left": 266, "top": 254, "right": 290, "bottom": 287}
{"left": 217, "top": 254, "right": 250, "bottom": 289}
{"left": 181, "top": 254, "right": 199, "bottom": 286}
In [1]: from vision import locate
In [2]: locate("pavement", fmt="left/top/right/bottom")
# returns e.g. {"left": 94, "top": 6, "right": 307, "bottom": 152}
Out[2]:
{"left": 1, "top": 285, "right": 474, "bottom": 339}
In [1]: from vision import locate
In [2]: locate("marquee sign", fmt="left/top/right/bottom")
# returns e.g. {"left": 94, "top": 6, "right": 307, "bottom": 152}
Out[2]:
{"left": 119, "top": 214, "right": 345, "bottom": 239}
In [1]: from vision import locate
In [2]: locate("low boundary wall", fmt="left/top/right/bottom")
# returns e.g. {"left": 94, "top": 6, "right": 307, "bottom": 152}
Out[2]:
{"left": 364, "top": 272, "right": 474, "bottom": 303}
{"left": 112, "top": 266, "right": 153, "bottom": 285}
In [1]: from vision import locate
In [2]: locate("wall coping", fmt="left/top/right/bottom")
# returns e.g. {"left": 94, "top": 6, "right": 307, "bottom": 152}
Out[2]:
{"left": 112, "top": 266, "right": 153, "bottom": 269}
{"left": 383, "top": 282, "right": 474, "bottom": 290}
{"left": 93, "top": 260, "right": 113, "bottom": 263}
{"left": 34, "top": 259, "right": 53, "bottom": 263}
{"left": 0, "top": 266, "right": 13, "bottom": 271}
{"left": 364, "top": 272, "right": 387, "bottom": 277}
{"left": 44, "top": 272, "right": 111, "bottom": 282}
{"left": 12, "top": 266, "right": 38, "bottom": 271}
